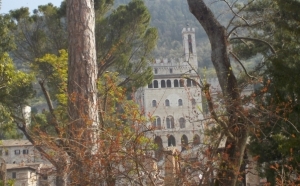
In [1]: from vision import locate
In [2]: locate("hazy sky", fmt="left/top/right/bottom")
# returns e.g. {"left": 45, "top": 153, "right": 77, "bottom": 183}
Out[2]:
{"left": 1, "top": 0, "right": 63, "bottom": 14}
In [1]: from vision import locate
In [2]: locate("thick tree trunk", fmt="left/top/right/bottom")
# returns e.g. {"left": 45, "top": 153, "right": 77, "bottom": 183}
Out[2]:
{"left": 186, "top": 0, "right": 248, "bottom": 185}
{"left": 66, "top": 0, "right": 98, "bottom": 185}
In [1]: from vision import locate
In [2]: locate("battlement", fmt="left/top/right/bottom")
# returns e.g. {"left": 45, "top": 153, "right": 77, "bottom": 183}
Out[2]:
{"left": 151, "top": 58, "right": 188, "bottom": 67}
{"left": 182, "top": 27, "right": 195, "bottom": 33}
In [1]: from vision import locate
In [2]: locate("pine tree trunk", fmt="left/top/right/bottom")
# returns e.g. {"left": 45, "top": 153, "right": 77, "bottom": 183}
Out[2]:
{"left": 186, "top": 0, "right": 248, "bottom": 185}
{"left": 66, "top": 0, "right": 98, "bottom": 185}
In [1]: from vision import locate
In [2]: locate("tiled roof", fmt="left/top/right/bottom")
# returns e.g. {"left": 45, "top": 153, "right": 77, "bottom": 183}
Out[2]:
{"left": 0, "top": 140, "right": 32, "bottom": 147}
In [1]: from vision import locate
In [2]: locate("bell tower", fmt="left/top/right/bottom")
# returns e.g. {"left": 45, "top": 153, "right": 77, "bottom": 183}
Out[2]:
{"left": 182, "top": 28, "right": 197, "bottom": 67}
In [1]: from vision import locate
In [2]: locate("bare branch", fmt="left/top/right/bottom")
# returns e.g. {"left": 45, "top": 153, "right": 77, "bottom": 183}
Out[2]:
{"left": 230, "top": 37, "right": 276, "bottom": 55}
{"left": 229, "top": 51, "right": 256, "bottom": 79}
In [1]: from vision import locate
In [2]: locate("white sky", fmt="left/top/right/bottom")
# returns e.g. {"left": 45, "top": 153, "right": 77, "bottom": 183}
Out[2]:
{"left": 1, "top": 0, "right": 63, "bottom": 14}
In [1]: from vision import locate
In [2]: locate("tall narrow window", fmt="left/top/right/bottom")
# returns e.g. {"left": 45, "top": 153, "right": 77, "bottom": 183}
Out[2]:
{"left": 179, "top": 118, "right": 185, "bottom": 128}
{"left": 174, "top": 79, "right": 179, "bottom": 87}
{"left": 168, "top": 135, "right": 176, "bottom": 146}
{"left": 161, "top": 80, "right": 166, "bottom": 88}
{"left": 193, "top": 134, "right": 201, "bottom": 146}
{"left": 178, "top": 99, "right": 183, "bottom": 106}
{"left": 153, "top": 80, "right": 158, "bottom": 88}
{"left": 166, "top": 116, "right": 174, "bottom": 129}
{"left": 154, "top": 136, "right": 163, "bottom": 161}
{"left": 152, "top": 100, "right": 157, "bottom": 107}
{"left": 181, "top": 135, "right": 188, "bottom": 151}
{"left": 169, "top": 68, "right": 173, "bottom": 74}
{"left": 12, "top": 172, "right": 16, "bottom": 179}
{"left": 167, "top": 80, "right": 171, "bottom": 87}
{"left": 154, "top": 68, "right": 158, "bottom": 74}
{"left": 152, "top": 116, "right": 161, "bottom": 129}
{"left": 180, "top": 79, "right": 185, "bottom": 87}
{"left": 188, "top": 34, "right": 193, "bottom": 54}
{"left": 165, "top": 99, "right": 170, "bottom": 107}
{"left": 187, "top": 79, "right": 192, "bottom": 87}
{"left": 191, "top": 98, "right": 196, "bottom": 107}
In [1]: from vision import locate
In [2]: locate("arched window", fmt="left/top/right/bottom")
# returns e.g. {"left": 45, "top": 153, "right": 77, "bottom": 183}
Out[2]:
{"left": 187, "top": 79, "right": 192, "bottom": 87}
{"left": 168, "top": 135, "right": 176, "bottom": 146}
{"left": 148, "top": 82, "right": 153, "bottom": 88}
{"left": 152, "top": 100, "right": 157, "bottom": 107}
{"left": 188, "top": 34, "right": 193, "bottom": 54}
{"left": 193, "top": 134, "right": 201, "bottom": 146}
{"left": 174, "top": 79, "right": 179, "bottom": 87}
{"left": 165, "top": 99, "right": 170, "bottom": 107}
{"left": 166, "top": 116, "right": 174, "bottom": 129}
{"left": 180, "top": 79, "right": 185, "bottom": 87}
{"left": 161, "top": 80, "right": 166, "bottom": 88}
{"left": 154, "top": 136, "right": 163, "bottom": 161}
{"left": 178, "top": 99, "right": 183, "bottom": 106}
{"left": 152, "top": 116, "right": 161, "bottom": 129}
{"left": 153, "top": 80, "right": 158, "bottom": 88}
{"left": 179, "top": 117, "right": 185, "bottom": 128}
{"left": 181, "top": 135, "right": 188, "bottom": 151}
{"left": 167, "top": 80, "right": 171, "bottom": 87}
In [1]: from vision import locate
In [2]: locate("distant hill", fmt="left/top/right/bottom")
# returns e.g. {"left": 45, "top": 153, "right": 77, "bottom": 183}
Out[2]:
{"left": 116, "top": 0, "right": 212, "bottom": 68}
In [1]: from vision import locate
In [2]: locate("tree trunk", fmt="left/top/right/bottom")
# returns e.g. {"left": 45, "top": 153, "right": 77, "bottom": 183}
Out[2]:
{"left": 186, "top": 0, "right": 248, "bottom": 185}
{"left": 66, "top": 0, "right": 98, "bottom": 185}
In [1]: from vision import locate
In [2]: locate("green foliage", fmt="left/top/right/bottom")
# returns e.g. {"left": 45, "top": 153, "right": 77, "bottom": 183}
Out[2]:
{"left": 247, "top": 0, "right": 300, "bottom": 184}
{"left": 35, "top": 49, "right": 68, "bottom": 105}
{"left": 0, "top": 53, "right": 34, "bottom": 139}
{"left": 96, "top": 0, "right": 158, "bottom": 90}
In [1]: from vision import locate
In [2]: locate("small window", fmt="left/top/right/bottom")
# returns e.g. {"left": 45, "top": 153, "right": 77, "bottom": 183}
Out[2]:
{"left": 15, "top": 150, "right": 20, "bottom": 155}
{"left": 154, "top": 68, "right": 158, "bottom": 74}
{"left": 187, "top": 79, "right": 192, "bottom": 87}
{"left": 153, "top": 80, "right": 158, "bottom": 88}
{"left": 165, "top": 99, "right": 170, "bottom": 107}
{"left": 178, "top": 99, "right": 183, "bottom": 106}
{"left": 179, "top": 118, "right": 186, "bottom": 128}
{"left": 191, "top": 98, "right": 196, "bottom": 107}
{"left": 5, "top": 150, "right": 8, "bottom": 156}
{"left": 188, "top": 34, "right": 193, "bottom": 54}
{"left": 23, "top": 149, "right": 28, "bottom": 154}
{"left": 174, "top": 79, "right": 179, "bottom": 87}
{"left": 12, "top": 172, "right": 16, "bottom": 179}
{"left": 152, "top": 100, "right": 157, "bottom": 107}
{"left": 166, "top": 80, "right": 171, "bottom": 87}
{"left": 180, "top": 79, "right": 185, "bottom": 87}
{"left": 161, "top": 80, "right": 166, "bottom": 88}
{"left": 148, "top": 82, "right": 153, "bottom": 88}
{"left": 168, "top": 135, "right": 176, "bottom": 146}
{"left": 152, "top": 116, "right": 161, "bottom": 129}
{"left": 169, "top": 68, "right": 173, "bottom": 74}
{"left": 166, "top": 116, "right": 174, "bottom": 129}
{"left": 0, "top": 150, "right": 2, "bottom": 156}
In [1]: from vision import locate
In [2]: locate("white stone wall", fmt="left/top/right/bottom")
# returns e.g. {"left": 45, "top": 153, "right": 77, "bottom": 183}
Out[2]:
{"left": 7, "top": 168, "right": 37, "bottom": 186}
{"left": 136, "top": 28, "right": 205, "bottom": 152}
{"left": 1, "top": 146, "right": 35, "bottom": 164}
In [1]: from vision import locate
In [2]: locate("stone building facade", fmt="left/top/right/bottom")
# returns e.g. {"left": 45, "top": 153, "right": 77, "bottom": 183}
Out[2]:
{"left": 135, "top": 28, "right": 205, "bottom": 160}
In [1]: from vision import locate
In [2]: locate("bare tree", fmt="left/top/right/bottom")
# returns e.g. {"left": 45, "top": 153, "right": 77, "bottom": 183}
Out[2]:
{"left": 185, "top": 0, "right": 272, "bottom": 185}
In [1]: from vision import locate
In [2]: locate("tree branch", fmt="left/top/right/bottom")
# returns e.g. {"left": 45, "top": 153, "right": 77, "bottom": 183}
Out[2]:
{"left": 230, "top": 37, "right": 276, "bottom": 55}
